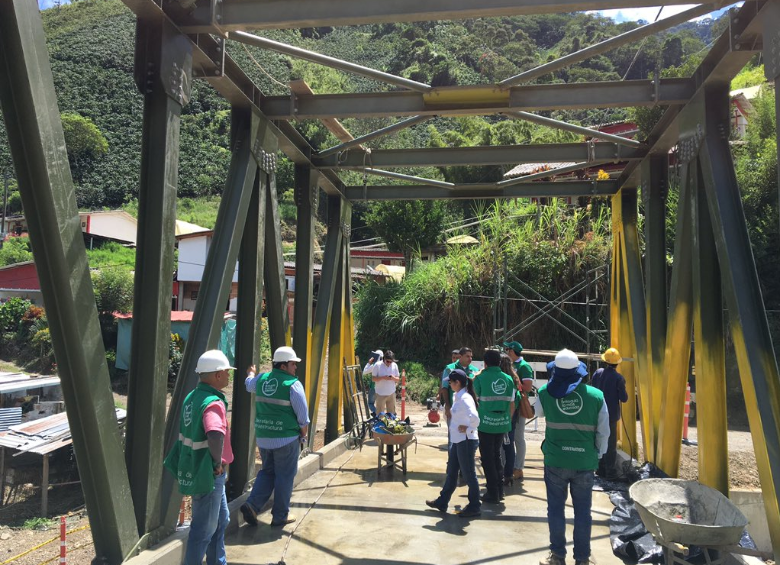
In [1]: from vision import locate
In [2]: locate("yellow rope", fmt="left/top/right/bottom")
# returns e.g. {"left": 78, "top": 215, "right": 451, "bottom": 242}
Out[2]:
{"left": 1, "top": 524, "right": 90, "bottom": 565}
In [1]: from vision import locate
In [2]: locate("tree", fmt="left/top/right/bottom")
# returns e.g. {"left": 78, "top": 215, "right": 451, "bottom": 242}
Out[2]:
{"left": 364, "top": 201, "right": 451, "bottom": 267}
{"left": 61, "top": 112, "right": 109, "bottom": 160}
{"left": 0, "top": 235, "right": 33, "bottom": 266}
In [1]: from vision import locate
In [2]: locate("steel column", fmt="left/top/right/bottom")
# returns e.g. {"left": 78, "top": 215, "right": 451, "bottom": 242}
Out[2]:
{"left": 307, "top": 197, "right": 349, "bottom": 450}
{"left": 0, "top": 1, "right": 139, "bottom": 561}
{"left": 641, "top": 155, "right": 668, "bottom": 457}
{"left": 699, "top": 87, "right": 780, "bottom": 554}
{"left": 229, "top": 169, "right": 266, "bottom": 500}
{"left": 293, "top": 166, "right": 317, "bottom": 391}
{"left": 126, "top": 18, "right": 192, "bottom": 536}
{"left": 341, "top": 219, "right": 357, "bottom": 433}
{"left": 655, "top": 161, "right": 694, "bottom": 476}
{"left": 692, "top": 161, "right": 728, "bottom": 494}
{"left": 618, "top": 189, "right": 653, "bottom": 460}
{"left": 161, "top": 109, "right": 258, "bottom": 529}
{"left": 326, "top": 240, "right": 346, "bottom": 444}
{"left": 264, "top": 171, "right": 292, "bottom": 349}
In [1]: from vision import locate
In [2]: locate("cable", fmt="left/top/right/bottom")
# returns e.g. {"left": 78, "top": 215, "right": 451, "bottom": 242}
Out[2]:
{"left": 240, "top": 44, "right": 290, "bottom": 92}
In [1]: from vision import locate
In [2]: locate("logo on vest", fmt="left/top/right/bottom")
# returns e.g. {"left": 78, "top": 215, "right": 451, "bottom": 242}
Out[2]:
{"left": 183, "top": 403, "right": 193, "bottom": 426}
{"left": 491, "top": 379, "right": 507, "bottom": 395}
{"left": 262, "top": 378, "right": 279, "bottom": 396}
{"left": 556, "top": 392, "right": 584, "bottom": 416}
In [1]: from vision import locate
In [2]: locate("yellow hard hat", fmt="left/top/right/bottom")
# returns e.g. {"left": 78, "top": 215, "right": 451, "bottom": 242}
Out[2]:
{"left": 601, "top": 347, "right": 622, "bottom": 364}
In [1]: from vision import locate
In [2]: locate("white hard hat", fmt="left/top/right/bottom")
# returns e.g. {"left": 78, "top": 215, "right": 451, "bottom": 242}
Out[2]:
{"left": 554, "top": 349, "right": 580, "bottom": 370}
{"left": 273, "top": 346, "right": 301, "bottom": 363}
{"left": 195, "top": 350, "right": 236, "bottom": 374}
{"left": 372, "top": 349, "right": 383, "bottom": 360}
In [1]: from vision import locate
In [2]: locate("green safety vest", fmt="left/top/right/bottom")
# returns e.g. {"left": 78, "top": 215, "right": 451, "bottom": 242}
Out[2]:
{"left": 255, "top": 368, "right": 301, "bottom": 439}
{"left": 474, "top": 366, "right": 514, "bottom": 433}
{"left": 164, "top": 382, "right": 226, "bottom": 496}
{"left": 443, "top": 361, "right": 478, "bottom": 405}
{"left": 538, "top": 382, "right": 604, "bottom": 470}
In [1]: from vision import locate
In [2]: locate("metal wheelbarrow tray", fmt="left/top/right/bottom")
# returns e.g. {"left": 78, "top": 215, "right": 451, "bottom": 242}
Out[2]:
{"left": 375, "top": 432, "right": 416, "bottom": 474}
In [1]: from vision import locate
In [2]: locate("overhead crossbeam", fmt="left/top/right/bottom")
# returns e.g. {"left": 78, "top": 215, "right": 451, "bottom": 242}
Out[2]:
{"left": 318, "top": 116, "right": 431, "bottom": 158}
{"left": 261, "top": 79, "right": 693, "bottom": 119}
{"left": 180, "top": 0, "right": 709, "bottom": 31}
{"left": 506, "top": 111, "right": 644, "bottom": 147}
{"left": 314, "top": 143, "right": 646, "bottom": 168}
{"left": 497, "top": 160, "right": 612, "bottom": 187}
{"left": 344, "top": 180, "right": 617, "bottom": 200}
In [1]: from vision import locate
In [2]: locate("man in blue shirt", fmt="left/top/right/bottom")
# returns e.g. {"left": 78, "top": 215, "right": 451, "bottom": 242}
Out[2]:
{"left": 590, "top": 347, "right": 628, "bottom": 479}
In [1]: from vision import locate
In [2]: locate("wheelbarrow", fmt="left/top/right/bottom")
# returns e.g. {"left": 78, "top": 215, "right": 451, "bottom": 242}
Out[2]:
{"left": 374, "top": 432, "right": 416, "bottom": 474}
{"left": 629, "top": 479, "right": 770, "bottom": 564}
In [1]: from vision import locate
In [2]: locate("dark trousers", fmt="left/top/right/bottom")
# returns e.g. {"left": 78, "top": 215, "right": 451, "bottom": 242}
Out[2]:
{"left": 478, "top": 431, "right": 504, "bottom": 498}
{"left": 502, "top": 422, "right": 516, "bottom": 478}
{"left": 598, "top": 419, "right": 618, "bottom": 477}
{"left": 434, "top": 439, "right": 481, "bottom": 511}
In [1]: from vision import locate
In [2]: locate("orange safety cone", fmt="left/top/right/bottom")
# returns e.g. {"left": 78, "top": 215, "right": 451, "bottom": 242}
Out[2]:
{"left": 401, "top": 369, "right": 407, "bottom": 420}
{"left": 59, "top": 516, "right": 66, "bottom": 565}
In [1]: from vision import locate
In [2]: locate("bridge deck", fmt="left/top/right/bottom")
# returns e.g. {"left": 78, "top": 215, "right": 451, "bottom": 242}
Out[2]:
{"left": 227, "top": 424, "right": 623, "bottom": 565}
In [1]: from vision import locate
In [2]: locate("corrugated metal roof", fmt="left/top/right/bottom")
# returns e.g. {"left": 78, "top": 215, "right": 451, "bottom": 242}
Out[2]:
{"left": 504, "top": 162, "right": 578, "bottom": 179}
{"left": 0, "top": 408, "right": 126, "bottom": 455}
{"left": 0, "top": 408, "right": 22, "bottom": 432}
{"left": 0, "top": 372, "right": 61, "bottom": 394}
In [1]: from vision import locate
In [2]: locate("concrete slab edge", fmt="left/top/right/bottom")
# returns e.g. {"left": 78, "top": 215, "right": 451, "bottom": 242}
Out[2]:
{"left": 124, "top": 435, "right": 350, "bottom": 565}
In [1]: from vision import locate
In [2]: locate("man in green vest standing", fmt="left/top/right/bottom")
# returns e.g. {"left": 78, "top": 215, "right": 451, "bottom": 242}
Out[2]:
{"left": 164, "top": 350, "right": 235, "bottom": 565}
{"left": 240, "top": 346, "right": 309, "bottom": 528}
{"left": 536, "top": 349, "right": 610, "bottom": 565}
{"left": 503, "top": 340, "right": 534, "bottom": 481}
{"left": 440, "top": 347, "right": 478, "bottom": 424}
{"left": 473, "top": 349, "right": 515, "bottom": 503}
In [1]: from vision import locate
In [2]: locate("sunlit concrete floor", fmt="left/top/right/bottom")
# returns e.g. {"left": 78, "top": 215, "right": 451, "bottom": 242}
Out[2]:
{"left": 226, "top": 424, "right": 624, "bottom": 565}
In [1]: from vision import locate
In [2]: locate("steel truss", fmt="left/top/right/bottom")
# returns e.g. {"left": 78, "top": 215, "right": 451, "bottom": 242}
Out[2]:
{"left": 1, "top": 0, "right": 780, "bottom": 560}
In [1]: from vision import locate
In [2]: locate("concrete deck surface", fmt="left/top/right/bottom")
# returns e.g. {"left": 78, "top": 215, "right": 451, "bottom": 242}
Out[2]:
{"left": 227, "top": 422, "right": 624, "bottom": 565}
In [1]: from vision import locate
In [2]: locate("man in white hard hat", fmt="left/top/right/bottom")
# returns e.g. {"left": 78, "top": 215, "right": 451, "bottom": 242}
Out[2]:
{"left": 536, "top": 349, "right": 610, "bottom": 565}
{"left": 240, "top": 346, "right": 309, "bottom": 528}
{"left": 164, "top": 350, "right": 235, "bottom": 565}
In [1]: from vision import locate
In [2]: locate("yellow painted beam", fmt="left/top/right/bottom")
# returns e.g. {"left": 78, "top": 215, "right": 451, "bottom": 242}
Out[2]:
{"left": 423, "top": 85, "right": 510, "bottom": 107}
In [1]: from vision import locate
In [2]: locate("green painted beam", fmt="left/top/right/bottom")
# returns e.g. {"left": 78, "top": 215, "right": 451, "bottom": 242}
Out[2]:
{"left": 313, "top": 143, "right": 646, "bottom": 169}
{"left": 307, "top": 197, "right": 349, "bottom": 450}
{"left": 260, "top": 79, "right": 693, "bottom": 119}
{"left": 343, "top": 180, "right": 618, "bottom": 200}
{"left": 229, "top": 169, "right": 265, "bottom": 500}
{"left": 293, "top": 166, "right": 317, "bottom": 392}
{"left": 263, "top": 169, "right": 292, "bottom": 349}
{"left": 125, "top": 18, "right": 191, "bottom": 537}
{"left": 0, "top": 1, "right": 139, "bottom": 561}
{"left": 160, "top": 108, "right": 258, "bottom": 529}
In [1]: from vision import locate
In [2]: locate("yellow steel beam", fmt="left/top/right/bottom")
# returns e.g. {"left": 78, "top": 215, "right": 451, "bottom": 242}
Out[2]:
{"left": 326, "top": 241, "right": 346, "bottom": 443}
{"left": 655, "top": 161, "right": 694, "bottom": 476}
{"left": 422, "top": 85, "right": 510, "bottom": 108}
{"left": 692, "top": 163, "right": 729, "bottom": 494}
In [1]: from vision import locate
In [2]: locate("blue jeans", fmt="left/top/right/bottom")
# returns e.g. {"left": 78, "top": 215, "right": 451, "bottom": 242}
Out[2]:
{"left": 368, "top": 387, "right": 376, "bottom": 415}
{"left": 544, "top": 465, "right": 595, "bottom": 561}
{"left": 434, "top": 439, "right": 480, "bottom": 511}
{"left": 186, "top": 472, "right": 229, "bottom": 565}
{"left": 246, "top": 439, "right": 299, "bottom": 523}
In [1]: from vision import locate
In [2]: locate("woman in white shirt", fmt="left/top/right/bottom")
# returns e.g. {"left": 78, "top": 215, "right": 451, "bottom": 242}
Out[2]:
{"left": 425, "top": 368, "right": 481, "bottom": 518}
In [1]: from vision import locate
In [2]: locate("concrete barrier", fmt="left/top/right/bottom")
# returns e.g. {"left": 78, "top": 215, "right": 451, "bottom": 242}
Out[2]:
{"left": 729, "top": 489, "right": 771, "bottom": 554}
{"left": 124, "top": 435, "right": 350, "bottom": 565}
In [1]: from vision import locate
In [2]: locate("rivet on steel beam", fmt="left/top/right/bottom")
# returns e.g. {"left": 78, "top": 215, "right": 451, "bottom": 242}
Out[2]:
{"left": 734, "top": 43, "right": 741, "bottom": 50}
{"left": 214, "top": 70, "right": 221, "bottom": 76}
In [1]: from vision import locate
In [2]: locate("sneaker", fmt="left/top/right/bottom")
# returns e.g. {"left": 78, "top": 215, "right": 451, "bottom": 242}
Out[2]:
{"left": 270, "top": 515, "right": 296, "bottom": 527}
{"left": 481, "top": 494, "right": 501, "bottom": 504}
{"left": 540, "top": 552, "right": 566, "bottom": 565}
{"left": 574, "top": 558, "right": 596, "bottom": 565}
{"left": 425, "top": 499, "right": 447, "bottom": 512}
{"left": 240, "top": 503, "right": 257, "bottom": 526}
{"left": 456, "top": 506, "right": 481, "bottom": 518}
{"left": 512, "top": 469, "right": 524, "bottom": 481}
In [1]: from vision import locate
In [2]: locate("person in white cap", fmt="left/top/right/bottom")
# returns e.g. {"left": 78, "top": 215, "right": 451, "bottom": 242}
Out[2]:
{"left": 164, "top": 349, "right": 235, "bottom": 565}
{"left": 536, "top": 349, "right": 610, "bottom": 565}
{"left": 240, "top": 346, "right": 309, "bottom": 528}
{"left": 362, "top": 349, "right": 383, "bottom": 415}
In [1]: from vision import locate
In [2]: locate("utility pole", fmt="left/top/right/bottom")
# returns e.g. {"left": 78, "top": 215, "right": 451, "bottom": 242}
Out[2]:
{"left": 1, "top": 171, "right": 9, "bottom": 250}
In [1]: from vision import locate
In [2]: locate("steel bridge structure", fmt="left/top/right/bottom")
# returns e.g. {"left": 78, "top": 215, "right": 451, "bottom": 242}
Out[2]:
{"left": 1, "top": 0, "right": 780, "bottom": 561}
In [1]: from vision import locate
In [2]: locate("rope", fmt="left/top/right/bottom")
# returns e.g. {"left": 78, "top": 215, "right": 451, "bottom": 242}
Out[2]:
{"left": 241, "top": 44, "right": 290, "bottom": 91}
{"left": 1, "top": 524, "right": 90, "bottom": 565}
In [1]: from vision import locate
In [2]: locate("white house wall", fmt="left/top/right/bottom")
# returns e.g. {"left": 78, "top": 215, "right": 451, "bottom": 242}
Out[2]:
{"left": 178, "top": 235, "right": 238, "bottom": 283}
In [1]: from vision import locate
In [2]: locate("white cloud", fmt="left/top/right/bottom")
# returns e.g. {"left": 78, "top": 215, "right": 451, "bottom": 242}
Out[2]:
{"left": 594, "top": 4, "right": 733, "bottom": 23}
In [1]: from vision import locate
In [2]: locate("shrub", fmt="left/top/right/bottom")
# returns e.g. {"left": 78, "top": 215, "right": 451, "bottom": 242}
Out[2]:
{"left": 0, "top": 298, "right": 31, "bottom": 333}
{"left": 169, "top": 333, "right": 184, "bottom": 384}
{"left": 401, "top": 361, "right": 440, "bottom": 404}
{"left": 0, "top": 235, "right": 33, "bottom": 266}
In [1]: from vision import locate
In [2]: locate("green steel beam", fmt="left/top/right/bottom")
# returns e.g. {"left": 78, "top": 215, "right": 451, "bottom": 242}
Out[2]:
{"left": 160, "top": 108, "right": 258, "bottom": 529}
{"left": 692, "top": 159, "right": 728, "bottom": 494}
{"left": 293, "top": 166, "right": 317, "bottom": 392}
{"left": 343, "top": 180, "right": 618, "bottom": 200}
{"left": 641, "top": 155, "right": 668, "bottom": 457}
{"left": 229, "top": 169, "right": 266, "bottom": 500}
{"left": 341, "top": 218, "right": 357, "bottom": 433}
{"left": 699, "top": 87, "right": 780, "bottom": 555}
{"left": 655, "top": 160, "right": 694, "bottom": 476}
{"left": 125, "top": 18, "right": 191, "bottom": 537}
{"left": 313, "top": 143, "right": 646, "bottom": 169}
{"left": 180, "top": 0, "right": 703, "bottom": 31}
{"left": 0, "top": 1, "right": 139, "bottom": 561}
{"left": 260, "top": 79, "right": 693, "bottom": 119}
{"left": 263, "top": 169, "right": 292, "bottom": 349}
{"left": 307, "top": 197, "right": 349, "bottom": 451}
{"left": 326, "top": 240, "right": 345, "bottom": 444}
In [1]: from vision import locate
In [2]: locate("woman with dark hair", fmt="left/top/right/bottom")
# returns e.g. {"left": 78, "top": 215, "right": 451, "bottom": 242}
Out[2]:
{"left": 499, "top": 353, "right": 521, "bottom": 487}
{"left": 425, "top": 369, "right": 481, "bottom": 518}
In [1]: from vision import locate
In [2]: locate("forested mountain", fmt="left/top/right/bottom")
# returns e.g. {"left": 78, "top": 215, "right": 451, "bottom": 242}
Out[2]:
{"left": 0, "top": 0, "right": 720, "bottom": 212}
